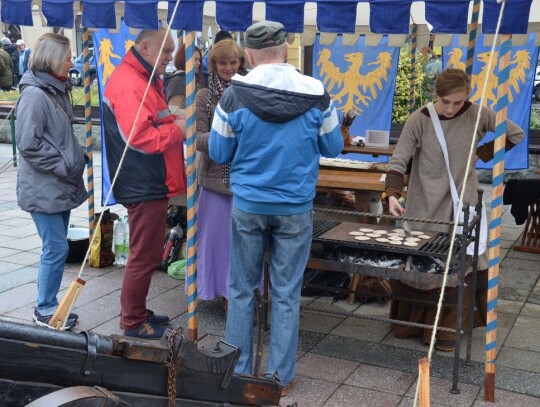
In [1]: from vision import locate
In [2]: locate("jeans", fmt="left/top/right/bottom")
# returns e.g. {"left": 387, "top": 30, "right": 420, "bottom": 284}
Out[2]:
{"left": 225, "top": 207, "right": 312, "bottom": 385}
{"left": 31, "top": 211, "right": 71, "bottom": 315}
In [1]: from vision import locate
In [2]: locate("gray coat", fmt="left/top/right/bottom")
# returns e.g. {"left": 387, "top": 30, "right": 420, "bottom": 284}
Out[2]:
{"left": 16, "top": 71, "right": 88, "bottom": 213}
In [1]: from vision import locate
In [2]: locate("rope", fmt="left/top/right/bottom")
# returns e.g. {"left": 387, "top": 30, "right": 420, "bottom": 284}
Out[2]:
{"left": 409, "top": 23, "right": 418, "bottom": 114}
{"left": 412, "top": 1, "right": 507, "bottom": 405}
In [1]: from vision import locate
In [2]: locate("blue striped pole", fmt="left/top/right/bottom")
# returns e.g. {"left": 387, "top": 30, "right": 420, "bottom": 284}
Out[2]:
{"left": 409, "top": 23, "right": 417, "bottom": 114}
{"left": 184, "top": 31, "right": 199, "bottom": 342}
{"left": 82, "top": 27, "right": 95, "bottom": 237}
{"left": 484, "top": 34, "right": 512, "bottom": 402}
{"left": 466, "top": 0, "right": 481, "bottom": 76}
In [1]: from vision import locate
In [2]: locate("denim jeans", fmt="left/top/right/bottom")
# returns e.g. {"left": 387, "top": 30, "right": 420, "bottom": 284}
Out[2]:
{"left": 31, "top": 211, "right": 71, "bottom": 315}
{"left": 225, "top": 207, "right": 312, "bottom": 386}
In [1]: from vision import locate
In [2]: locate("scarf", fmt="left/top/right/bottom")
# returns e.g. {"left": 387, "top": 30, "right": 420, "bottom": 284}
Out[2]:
{"left": 206, "top": 69, "right": 247, "bottom": 187}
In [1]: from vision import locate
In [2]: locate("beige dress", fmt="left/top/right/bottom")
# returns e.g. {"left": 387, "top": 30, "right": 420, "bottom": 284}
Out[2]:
{"left": 386, "top": 102, "right": 525, "bottom": 342}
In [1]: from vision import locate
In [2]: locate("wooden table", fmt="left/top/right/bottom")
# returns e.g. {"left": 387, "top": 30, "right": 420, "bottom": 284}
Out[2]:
{"left": 342, "top": 144, "right": 395, "bottom": 157}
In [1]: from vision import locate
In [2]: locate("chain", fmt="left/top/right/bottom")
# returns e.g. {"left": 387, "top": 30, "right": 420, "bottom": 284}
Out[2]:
{"left": 165, "top": 326, "right": 183, "bottom": 407}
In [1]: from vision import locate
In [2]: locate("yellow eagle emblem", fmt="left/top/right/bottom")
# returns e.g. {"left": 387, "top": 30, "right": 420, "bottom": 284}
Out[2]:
{"left": 317, "top": 49, "right": 392, "bottom": 115}
{"left": 446, "top": 48, "right": 531, "bottom": 109}
{"left": 97, "top": 38, "right": 122, "bottom": 86}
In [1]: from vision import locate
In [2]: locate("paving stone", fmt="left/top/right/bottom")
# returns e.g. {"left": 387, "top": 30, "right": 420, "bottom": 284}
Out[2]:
{"left": 496, "top": 365, "right": 540, "bottom": 398}
{"left": 0, "top": 251, "right": 41, "bottom": 266}
{"left": 72, "top": 292, "right": 122, "bottom": 331}
{"left": 345, "top": 363, "right": 416, "bottom": 396}
{"left": 330, "top": 315, "right": 392, "bottom": 342}
{"left": 405, "top": 376, "right": 480, "bottom": 406}
{"left": 0, "top": 235, "right": 42, "bottom": 251}
{"left": 0, "top": 282, "right": 36, "bottom": 314}
{"left": 322, "top": 384, "right": 401, "bottom": 407}
{"left": 505, "top": 249, "right": 540, "bottom": 261}
{"left": 497, "top": 346, "right": 540, "bottom": 374}
{"left": 499, "top": 267, "right": 539, "bottom": 294}
{"left": 501, "top": 258, "right": 540, "bottom": 272}
{"left": 296, "top": 353, "right": 359, "bottom": 383}
{"left": 0, "top": 260, "right": 24, "bottom": 275}
{"left": 277, "top": 376, "right": 337, "bottom": 407}
{"left": 300, "top": 309, "right": 344, "bottom": 334}
{"left": 0, "top": 247, "right": 20, "bottom": 259}
{"left": 398, "top": 398, "right": 448, "bottom": 407}
{"left": 504, "top": 316, "right": 540, "bottom": 352}
{"left": 0, "top": 267, "right": 38, "bottom": 293}
{"left": 473, "top": 387, "right": 540, "bottom": 406}
{"left": 497, "top": 299, "right": 524, "bottom": 315}
{"left": 521, "top": 303, "right": 540, "bottom": 318}
{"left": 0, "top": 224, "right": 41, "bottom": 238}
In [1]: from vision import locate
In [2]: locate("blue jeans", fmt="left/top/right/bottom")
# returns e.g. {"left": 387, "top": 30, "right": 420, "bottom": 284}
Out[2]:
{"left": 225, "top": 207, "right": 312, "bottom": 385}
{"left": 31, "top": 211, "right": 71, "bottom": 315}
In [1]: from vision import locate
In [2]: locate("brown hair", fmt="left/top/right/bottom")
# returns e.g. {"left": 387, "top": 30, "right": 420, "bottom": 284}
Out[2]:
{"left": 208, "top": 39, "right": 246, "bottom": 74}
{"left": 174, "top": 45, "right": 204, "bottom": 89}
{"left": 434, "top": 68, "right": 471, "bottom": 97}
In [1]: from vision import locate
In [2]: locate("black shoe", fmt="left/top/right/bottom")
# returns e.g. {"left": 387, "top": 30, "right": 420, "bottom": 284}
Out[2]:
{"left": 147, "top": 309, "right": 170, "bottom": 325}
{"left": 124, "top": 321, "right": 166, "bottom": 340}
{"left": 33, "top": 309, "right": 77, "bottom": 331}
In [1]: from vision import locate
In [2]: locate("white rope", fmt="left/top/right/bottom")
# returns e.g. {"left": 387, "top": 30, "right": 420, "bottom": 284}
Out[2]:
{"left": 412, "top": 1, "right": 507, "bottom": 405}
{"left": 74, "top": 0, "right": 183, "bottom": 279}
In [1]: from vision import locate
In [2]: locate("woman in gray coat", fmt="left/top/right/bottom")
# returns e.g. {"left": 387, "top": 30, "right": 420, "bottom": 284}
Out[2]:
{"left": 16, "top": 33, "right": 88, "bottom": 330}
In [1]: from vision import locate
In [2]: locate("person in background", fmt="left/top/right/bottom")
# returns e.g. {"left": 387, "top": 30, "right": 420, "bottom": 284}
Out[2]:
{"left": 0, "top": 45, "right": 13, "bottom": 91}
{"left": 1, "top": 37, "right": 19, "bottom": 86}
{"left": 165, "top": 44, "right": 205, "bottom": 115}
{"left": 103, "top": 28, "right": 187, "bottom": 339}
{"left": 195, "top": 39, "right": 247, "bottom": 311}
{"left": 209, "top": 21, "right": 343, "bottom": 396}
{"left": 16, "top": 33, "right": 88, "bottom": 330}
{"left": 16, "top": 39, "right": 31, "bottom": 83}
{"left": 384, "top": 68, "right": 525, "bottom": 352}
{"left": 202, "top": 30, "right": 233, "bottom": 85}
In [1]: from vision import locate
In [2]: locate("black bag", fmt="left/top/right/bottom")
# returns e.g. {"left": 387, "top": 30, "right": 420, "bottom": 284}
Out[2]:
{"left": 301, "top": 269, "right": 350, "bottom": 299}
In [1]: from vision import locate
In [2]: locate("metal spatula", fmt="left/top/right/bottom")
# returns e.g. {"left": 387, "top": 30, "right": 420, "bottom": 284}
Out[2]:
{"left": 401, "top": 209, "right": 412, "bottom": 237}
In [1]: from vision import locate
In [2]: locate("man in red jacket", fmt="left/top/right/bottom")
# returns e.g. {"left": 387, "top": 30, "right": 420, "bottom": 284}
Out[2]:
{"left": 104, "top": 28, "right": 186, "bottom": 339}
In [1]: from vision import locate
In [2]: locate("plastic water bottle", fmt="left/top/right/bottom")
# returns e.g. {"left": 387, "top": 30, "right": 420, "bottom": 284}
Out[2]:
{"left": 123, "top": 216, "right": 130, "bottom": 265}
{"left": 113, "top": 218, "right": 126, "bottom": 265}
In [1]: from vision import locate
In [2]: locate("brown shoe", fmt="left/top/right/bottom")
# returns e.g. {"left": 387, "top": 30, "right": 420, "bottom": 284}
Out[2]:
{"left": 281, "top": 382, "right": 292, "bottom": 397}
{"left": 435, "top": 339, "right": 455, "bottom": 352}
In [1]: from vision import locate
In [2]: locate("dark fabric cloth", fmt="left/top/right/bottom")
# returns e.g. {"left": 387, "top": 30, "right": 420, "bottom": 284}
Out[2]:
{"left": 503, "top": 179, "right": 540, "bottom": 225}
{"left": 120, "top": 198, "right": 168, "bottom": 330}
{"left": 0, "top": 49, "right": 13, "bottom": 88}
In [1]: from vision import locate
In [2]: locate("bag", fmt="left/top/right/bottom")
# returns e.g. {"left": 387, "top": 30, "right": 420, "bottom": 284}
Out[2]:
{"left": 89, "top": 210, "right": 118, "bottom": 268}
{"left": 427, "top": 102, "right": 487, "bottom": 256}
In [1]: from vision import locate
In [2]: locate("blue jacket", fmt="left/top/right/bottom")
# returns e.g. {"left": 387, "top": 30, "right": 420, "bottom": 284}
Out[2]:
{"left": 209, "top": 63, "right": 343, "bottom": 215}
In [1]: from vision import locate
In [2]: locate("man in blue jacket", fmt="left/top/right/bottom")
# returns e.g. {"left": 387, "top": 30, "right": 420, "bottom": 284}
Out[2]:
{"left": 209, "top": 20, "right": 343, "bottom": 397}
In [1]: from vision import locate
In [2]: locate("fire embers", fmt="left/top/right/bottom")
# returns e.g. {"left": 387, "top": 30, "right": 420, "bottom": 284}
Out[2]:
{"left": 337, "top": 249, "right": 443, "bottom": 274}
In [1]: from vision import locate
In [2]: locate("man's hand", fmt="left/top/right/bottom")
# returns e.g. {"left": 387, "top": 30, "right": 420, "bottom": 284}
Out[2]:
{"left": 388, "top": 195, "right": 403, "bottom": 217}
{"left": 174, "top": 118, "right": 187, "bottom": 140}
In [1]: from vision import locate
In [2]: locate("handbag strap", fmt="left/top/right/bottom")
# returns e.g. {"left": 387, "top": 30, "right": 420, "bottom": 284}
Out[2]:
{"left": 426, "top": 102, "right": 460, "bottom": 203}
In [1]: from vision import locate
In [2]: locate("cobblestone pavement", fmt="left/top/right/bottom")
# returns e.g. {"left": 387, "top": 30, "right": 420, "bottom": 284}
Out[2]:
{"left": 1, "top": 143, "right": 539, "bottom": 406}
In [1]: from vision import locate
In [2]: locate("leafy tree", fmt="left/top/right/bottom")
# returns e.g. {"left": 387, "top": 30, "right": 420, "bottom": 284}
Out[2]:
{"left": 392, "top": 46, "right": 436, "bottom": 124}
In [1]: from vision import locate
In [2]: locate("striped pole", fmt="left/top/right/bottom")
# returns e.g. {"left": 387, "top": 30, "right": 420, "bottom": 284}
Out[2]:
{"left": 466, "top": 0, "right": 481, "bottom": 76}
{"left": 82, "top": 27, "right": 95, "bottom": 237}
{"left": 484, "top": 34, "right": 512, "bottom": 402}
{"left": 409, "top": 23, "right": 417, "bottom": 114}
{"left": 184, "top": 31, "right": 199, "bottom": 342}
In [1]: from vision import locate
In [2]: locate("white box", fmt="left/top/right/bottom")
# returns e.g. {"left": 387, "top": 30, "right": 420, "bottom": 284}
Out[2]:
{"left": 365, "top": 130, "right": 390, "bottom": 148}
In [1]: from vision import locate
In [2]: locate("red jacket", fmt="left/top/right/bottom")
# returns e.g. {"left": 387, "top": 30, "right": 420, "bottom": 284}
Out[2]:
{"left": 103, "top": 49, "right": 185, "bottom": 204}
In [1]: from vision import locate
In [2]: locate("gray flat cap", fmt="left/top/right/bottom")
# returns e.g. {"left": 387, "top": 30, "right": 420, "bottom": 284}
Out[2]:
{"left": 245, "top": 21, "right": 286, "bottom": 50}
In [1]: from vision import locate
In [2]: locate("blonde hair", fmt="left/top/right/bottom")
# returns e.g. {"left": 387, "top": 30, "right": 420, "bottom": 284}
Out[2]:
{"left": 29, "top": 33, "right": 71, "bottom": 75}
{"left": 435, "top": 68, "right": 471, "bottom": 97}
{"left": 208, "top": 39, "right": 246, "bottom": 73}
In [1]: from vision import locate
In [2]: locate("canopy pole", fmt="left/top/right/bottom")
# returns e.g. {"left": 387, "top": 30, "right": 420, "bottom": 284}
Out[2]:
{"left": 82, "top": 27, "right": 95, "bottom": 236}
{"left": 184, "top": 31, "right": 199, "bottom": 342}
{"left": 484, "top": 33, "right": 512, "bottom": 402}
{"left": 408, "top": 23, "right": 417, "bottom": 114}
{"left": 466, "top": 0, "right": 482, "bottom": 76}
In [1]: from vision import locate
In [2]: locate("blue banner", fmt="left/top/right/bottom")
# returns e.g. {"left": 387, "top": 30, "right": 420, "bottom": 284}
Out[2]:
{"left": 93, "top": 21, "right": 138, "bottom": 205}
{"left": 442, "top": 33, "right": 538, "bottom": 170}
{"left": 312, "top": 35, "right": 399, "bottom": 162}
